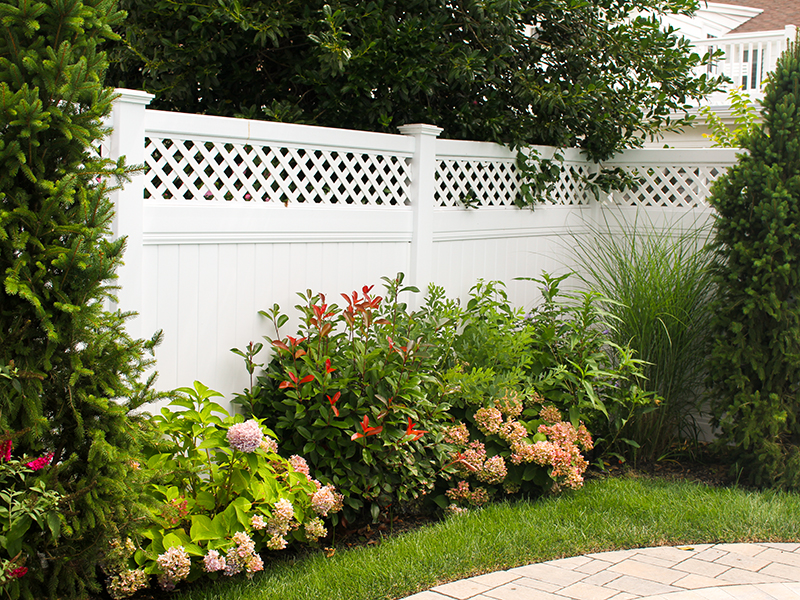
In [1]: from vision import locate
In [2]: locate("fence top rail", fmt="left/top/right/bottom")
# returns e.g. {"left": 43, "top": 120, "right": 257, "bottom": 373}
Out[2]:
{"left": 143, "top": 109, "right": 416, "bottom": 156}
{"left": 601, "top": 147, "right": 743, "bottom": 166}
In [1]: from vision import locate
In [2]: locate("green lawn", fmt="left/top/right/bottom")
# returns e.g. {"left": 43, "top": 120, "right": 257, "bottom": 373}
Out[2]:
{"left": 172, "top": 475, "right": 800, "bottom": 600}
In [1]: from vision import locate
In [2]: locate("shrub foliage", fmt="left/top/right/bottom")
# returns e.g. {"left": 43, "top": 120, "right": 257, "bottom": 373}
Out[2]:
{"left": 707, "top": 34, "right": 800, "bottom": 488}
{"left": 0, "top": 0, "right": 162, "bottom": 596}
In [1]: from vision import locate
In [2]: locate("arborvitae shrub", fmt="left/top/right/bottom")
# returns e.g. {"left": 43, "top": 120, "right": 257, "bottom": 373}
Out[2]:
{"left": 0, "top": 0, "right": 162, "bottom": 596}
{"left": 707, "top": 34, "right": 800, "bottom": 489}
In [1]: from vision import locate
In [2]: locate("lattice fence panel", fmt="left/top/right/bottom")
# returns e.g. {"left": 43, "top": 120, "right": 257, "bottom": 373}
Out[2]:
{"left": 547, "top": 162, "right": 593, "bottom": 205}
{"left": 611, "top": 165, "right": 727, "bottom": 208}
{"left": 143, "top": 137, "right": 411, "bottom": 205}
{"left": 435, "top": 158, "right": 595, "bottom": 207}
{"left": 435, "top": 159, "right": 520, "bottom": 207}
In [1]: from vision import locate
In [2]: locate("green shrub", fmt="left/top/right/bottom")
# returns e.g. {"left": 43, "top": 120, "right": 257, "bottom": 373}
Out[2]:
{"left": 0, "top": 432, "right": 62, "bottom": 598}
{"left": 443, "top": 274, "right": 654, "bottom": 476}
{"left": 245, "top": 275, "right": 454, "bottom": 524}
{"left": 706, "top": 34, "right": 800, "bottom": 488}
{"left": 571, "top": 212, "right": 717, "bottom": 460}
{"left": 0, "top": 0, "right": 164, "bottom": 596}
{"left": 102, "top": 382, "right": 342, "bottom": 598}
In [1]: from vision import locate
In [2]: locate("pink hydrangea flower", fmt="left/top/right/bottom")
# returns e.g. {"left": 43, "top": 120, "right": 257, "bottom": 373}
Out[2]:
{"left": 499, "top": 421, "right": 527, "bottom": 444}
{"left": 203, "top": 550, "right": 226, "bottom": 573}
{"left": 250, "top": 514, "right": 267, "bottom": 530}
{"left": 260, "top": 437, "right": 279, "bottom": 453}
{"left": 495, "top": 390, "right": 523, "bottom": 418}
{"left": 289, "top": 455, "right": 310, "bottom": 479}
{"left": 310, "top": 485, "right": 342, "bottom": 517}
{"left": 444, "top": 423, "right": 470, "bottom": 446}
{"left": 539, "top": 405, "right": 562, "bottom": 424}
{"left": 227, "top": 420, "right": 263, "bottom": 453}
{"left": 156, "top": 546, "right": 191, "bottom": 590}
{"left": 266, "top": 535, "right": 287, "bottom": 550}
{"left": 304, "top": 517, "right": 327, "bottom": 541}
{"left": 477, "top": 455, "right": 507, "bottom": 485}
{"left": 474, "top": 407, "right": 503, "bottom": 435}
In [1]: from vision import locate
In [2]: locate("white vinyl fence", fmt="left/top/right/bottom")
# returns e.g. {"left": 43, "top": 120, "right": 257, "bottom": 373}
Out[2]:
{"left": 107, "top": 90, "right": 740, "bottom": 405}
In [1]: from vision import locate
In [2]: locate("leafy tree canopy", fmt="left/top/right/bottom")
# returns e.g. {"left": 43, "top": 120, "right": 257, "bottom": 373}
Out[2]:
{"left": 106, "top": 0, "right": 724, "bottom": 161}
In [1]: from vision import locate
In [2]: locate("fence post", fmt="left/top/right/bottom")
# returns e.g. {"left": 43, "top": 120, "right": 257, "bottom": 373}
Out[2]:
{"left": 108, "top": 88, "right": 154, "bottom": 340}
{"left": 398, "top": 123, "right": 443, "bottom": 293}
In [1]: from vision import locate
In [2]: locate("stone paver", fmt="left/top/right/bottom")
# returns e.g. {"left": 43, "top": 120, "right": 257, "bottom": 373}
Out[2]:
{"left": 400, "top": 543, "right": 800, "bottom": 600}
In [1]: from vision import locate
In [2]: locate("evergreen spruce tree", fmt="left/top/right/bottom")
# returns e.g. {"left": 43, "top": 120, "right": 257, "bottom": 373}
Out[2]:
{"left": 707, "top": 34, "right": 800, "bottom": 489}
{"left": 0, "top": 0, "right": 161, "bottom": 596}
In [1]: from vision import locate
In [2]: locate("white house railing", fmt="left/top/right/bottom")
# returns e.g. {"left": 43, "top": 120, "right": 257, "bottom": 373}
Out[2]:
{"left": 692, "top": 25, "right": 797, "bottom": 102}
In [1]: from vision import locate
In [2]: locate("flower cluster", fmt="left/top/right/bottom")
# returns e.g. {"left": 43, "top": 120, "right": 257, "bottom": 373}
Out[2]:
{"left": 289, "top": 455, "right": 310, "bottom": 480}
{"left": 539, "top": 405, "right": 562, "bottom": 424}
{"left": 495, "top": 390, "right": 523, "bottom": 419}
{"left": 225, "top": 532, "right": 263, "bottom": 578}
{"left": 25, "top": 452, "right": 54, "bottom": 471}
{"left": 499, "top": 421, "right": 527, "bottom": 444}
{"left": 509, "top": 421, "right": 593, "bottom": 490}
{"left": 260, "top": 436, "right": 279, "bottom": 453}
{"left": 203, "top": 550, "right": 226, "bottom": 573}
{"left": 304, "top": 517, "right": 327, "bottom": 541}
{"left": 264, "top": 498, "right": 295, "bottom": 550}
{"left": 0, "top": 439, "right": 11, "bottom": 462}
{"left": 107, "top": 569, "right": 149, "bottom": 600}
{"left": 310, "top": 485, "right": 343, "bottom": 517}
{"left": 445, "top": 504, "right": 469, "bottom": 516}
{"left": 156, "top": 546, "right": 191, "bottom": 591}
{"left": 444, "top": 423, "right": 470, "bottom": 445}
{"left": 474, "top": 407, "right": 503, "bottom": 435}
{"left": 476, "top": 455, "right": 507, "bottom": 484}
{"left": 445, "top": 480, "right": 489, "bottom": 507}
{"left": 227, "top": 420, "right": 263, "bottom": 453}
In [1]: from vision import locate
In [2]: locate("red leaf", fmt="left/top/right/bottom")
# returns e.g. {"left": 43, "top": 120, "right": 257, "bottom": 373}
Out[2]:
{"left": 299, "top": 374, "right": 315, "bottom": 385}
{"left": 271, "top": 340, "right": 290, "bottom": 352}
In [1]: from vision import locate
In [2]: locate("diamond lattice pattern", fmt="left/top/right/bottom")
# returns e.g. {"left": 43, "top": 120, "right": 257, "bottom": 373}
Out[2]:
{"left": 435, "top": 159, "right": 591, "bottom": 207}
{"left": 613, "top": 166, "right": 725, "bottom": 208}
{"left": 143, "top": 138, "right": 411, "bottom": 205}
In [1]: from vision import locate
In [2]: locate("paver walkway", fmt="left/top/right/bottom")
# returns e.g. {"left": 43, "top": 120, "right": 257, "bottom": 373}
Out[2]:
{"left": 403, "top": 542, "right": 800, "bottom": 600}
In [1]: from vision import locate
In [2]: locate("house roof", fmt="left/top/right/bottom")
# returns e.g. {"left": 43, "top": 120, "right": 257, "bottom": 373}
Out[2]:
{"left": 710, "top": 0, "right": 800, "bottom": 33}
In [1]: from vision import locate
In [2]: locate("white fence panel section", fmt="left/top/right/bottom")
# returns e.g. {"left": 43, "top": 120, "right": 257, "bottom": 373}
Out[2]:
{"left": 107, "top": 90, "right": 739, "bottom": 406}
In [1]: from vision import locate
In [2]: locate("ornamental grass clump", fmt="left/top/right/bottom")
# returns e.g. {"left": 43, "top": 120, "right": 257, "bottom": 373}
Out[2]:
{"left": 99, "top": 382, "right": 342, "bottom": 598}
{"left": 569, "top": 212, "right": 716, "bottom": 460}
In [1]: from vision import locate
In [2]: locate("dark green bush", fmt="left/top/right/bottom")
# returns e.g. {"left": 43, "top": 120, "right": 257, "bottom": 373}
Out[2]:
{"left": 244, "top": 275, "right": 454, "bottom": 524}
{"left": 0, "top": 0, "right": 163, "bottom": 596}
{"left": 706, "top": 34, "right": 800, "bottom": 488}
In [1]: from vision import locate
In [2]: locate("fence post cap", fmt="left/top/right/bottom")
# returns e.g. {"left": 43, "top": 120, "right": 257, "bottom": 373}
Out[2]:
{"left": 113, "top": 88, "right": 155, "bottom": 105}
{"left": 397, "top": 123, "right": 444, "bottom": 137}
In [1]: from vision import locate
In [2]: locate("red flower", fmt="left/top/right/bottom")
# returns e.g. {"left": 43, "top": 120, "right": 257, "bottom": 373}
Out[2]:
{"left": 0, "top": 439, "right": 11, "bottom": 462}
{"left": 8, "top": 566, "right": 27, "bottom": 579}
{"left": 405, "top": 418, "right": 428, "bottom": 442}
{"left": 26, "top": 453, "right": 53, "bottom": 471}
{"left": 351, "top": 415, "right": 383, "bottom": 440}
{"left": 327, "top": 392, "right": 341, "bottom": 417}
